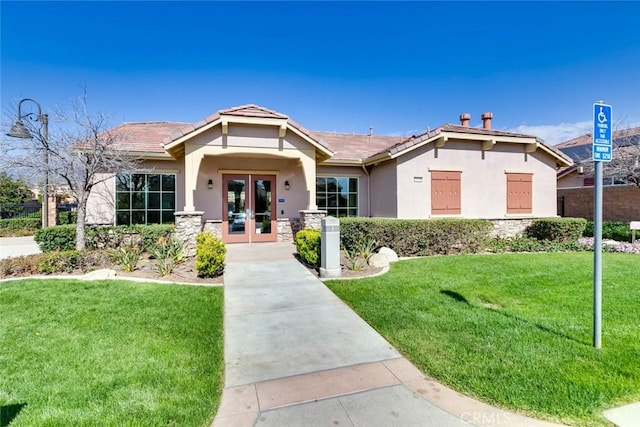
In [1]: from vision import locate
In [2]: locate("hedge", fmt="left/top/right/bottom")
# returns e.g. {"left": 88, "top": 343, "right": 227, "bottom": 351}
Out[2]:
{"left": 340, "top": 218, "right": 493, "bottom": 257}
{"left": 34, "top": 224, "right": 175, "bottom": 252}
{"left": 584, "top": 221, "right": 633, "bottom": 242}
{"left": 195, "top": 232, "right": 226, "bottom": 277}
{"left": 0, "top": 217, "right": 41, "bottom": 232}
{"left": 526, "top": 218, "right": 587, "bottom": 242}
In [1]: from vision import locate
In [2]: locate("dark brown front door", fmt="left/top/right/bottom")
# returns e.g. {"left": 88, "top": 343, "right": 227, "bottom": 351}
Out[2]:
{"left": 222, "top": 174, "right": 277, "bottom": 243}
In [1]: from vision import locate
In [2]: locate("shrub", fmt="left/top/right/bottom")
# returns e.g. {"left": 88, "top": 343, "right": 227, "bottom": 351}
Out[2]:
{"left": 35, "top": 224, "right": 175, "bottom": 252}
{"left": 340, "top": 218, "right": 492, "bottom": 257}
{"left": 37, "top": 250, "right": 82, "bottom": 274}
{"left": 34, "top": 225, "right": 76, "bottom": 252}
{"left": 195, "top": 232, "right": 226, "bottom": 277}
{"left": 488, "top": 237, "right": 588, "bottom": 253}
{"left": 0, "top": 217, "right": 41, "bottom": 235}
{"left": 527, "top": 218, "right": 587, "bottom": 242}
{"left": 584, "top": 221, "right": 633, "bottom": 242}
{"left": 108, "top": 245, "right": 142, "bottom": 272}
{"left": 57, "top": 211, "right": 78, "bottom": 225}
{"left": 295, "top": 229, "right": 321, "bottom": 266}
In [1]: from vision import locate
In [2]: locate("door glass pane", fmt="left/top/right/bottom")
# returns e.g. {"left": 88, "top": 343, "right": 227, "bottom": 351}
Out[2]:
{"left": 228, "top": 179, "right": 246, "bottom": 235}
{"left": 254, "top": 179, "right": 272, "bottom": 234}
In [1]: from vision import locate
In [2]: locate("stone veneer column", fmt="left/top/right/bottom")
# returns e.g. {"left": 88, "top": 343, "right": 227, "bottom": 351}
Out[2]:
{"left": 174, "top": 211, "right": 204, "bottom": 256}
{"left": 299, "top": 210, "right": 327, "bottom": 230}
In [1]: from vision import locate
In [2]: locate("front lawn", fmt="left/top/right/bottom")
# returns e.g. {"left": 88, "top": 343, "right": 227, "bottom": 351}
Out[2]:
{"left": 0, "top": 279, "right": 223, "bottom": 426}
{"left": 326, "top": 253, "right": 640, "bottom": 426}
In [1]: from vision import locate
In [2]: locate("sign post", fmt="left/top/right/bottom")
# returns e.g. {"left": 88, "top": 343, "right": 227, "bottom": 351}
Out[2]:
{"left": 592, "top": 101, "right": 612, "bottom": 349}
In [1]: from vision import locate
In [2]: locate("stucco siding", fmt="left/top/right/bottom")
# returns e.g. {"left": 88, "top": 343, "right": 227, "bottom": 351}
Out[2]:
{"left": 391, "top": 140, "right": 558, "bottom": 219}
{"left": 558, "top": 173, "right": 585, "bottom": 188}
{"left": 369, "top": 159, "right": 397, "bottom": 218}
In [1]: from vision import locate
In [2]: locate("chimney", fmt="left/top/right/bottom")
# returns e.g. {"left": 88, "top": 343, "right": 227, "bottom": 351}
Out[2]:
{"left": 369, "top": 127, "right": 373, "bottom": 136}
{"left": 459, "top": 113, "right": 471, "bottom": 127}
{"left": 481, "top": 112, "right": 493, "bottom": 129}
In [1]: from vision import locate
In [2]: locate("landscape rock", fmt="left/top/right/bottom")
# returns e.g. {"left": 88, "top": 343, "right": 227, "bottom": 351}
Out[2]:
{"left": 378, "top": 247, "right": 399, "bottom": 263}
{"left": 368, "top": 253, "right": 390, "bottom": 268}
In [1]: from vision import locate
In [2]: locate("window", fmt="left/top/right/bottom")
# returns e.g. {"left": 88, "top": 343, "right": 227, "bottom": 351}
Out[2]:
{"left": 115, "top": 173, "right": 176, "bottom": 225}
{"left": 431, "top": 171, "right": 461, "bottom": 215}
{"left": 316, "top": 177, "right": 358, "bottom": 217}
{"left": 506, "top": 173, "right": 532, "bottom": 214}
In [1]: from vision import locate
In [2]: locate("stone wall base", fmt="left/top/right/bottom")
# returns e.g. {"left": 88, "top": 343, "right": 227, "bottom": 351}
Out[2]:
{"left": 203, "top": 220, "right": 223, "bottom": 239}
{"left": 489, "top": 218, "right": 534, "bottom": 238}
{"left": 174, "top": 211, "right": 204, "bottom": 256}
{"left": 277, "top": 218, "right": 302, "bottom": 242}
{"left": 299, "top": 210, "right": 327, "bottom": 230}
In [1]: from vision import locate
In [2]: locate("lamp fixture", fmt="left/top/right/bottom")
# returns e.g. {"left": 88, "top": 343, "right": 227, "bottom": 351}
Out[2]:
{"left": 284, "top": 180, "right": 290, "bottom": 190}
{"left": 6, "top": 98, "right": 50, "bottom": 228}
{"left": 207, "top": 179, "right": 213, "bottom": 189}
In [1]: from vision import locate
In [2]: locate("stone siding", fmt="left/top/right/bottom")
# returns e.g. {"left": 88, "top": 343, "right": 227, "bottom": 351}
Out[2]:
{"left": 558, "top": 186, "right": 640, "bottom": 222}
{"left": 277, "top": 218, "right": 302, "bottom": 242}
{"left": 203, "top": 220, "right": 223, "bottom": 239}
{"left": 299, "top": 210, "right": 327, "bottom": 230}
{"left": 489, "top": 218, "right": 534, "bottom": 238}
{"left": 174, "top": 211, "right": 204, "bottom": 256}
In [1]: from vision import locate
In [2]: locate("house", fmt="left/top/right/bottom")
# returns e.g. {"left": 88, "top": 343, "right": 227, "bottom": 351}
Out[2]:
{"left": 86, "top": 104, "right": 571, "bottom": 243}
{"left": 556, "top": 127, "right": 640, "bottom": 222}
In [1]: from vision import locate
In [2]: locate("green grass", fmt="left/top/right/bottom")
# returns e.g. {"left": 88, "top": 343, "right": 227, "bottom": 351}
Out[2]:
{"left": 326, "top": 253, "right": 640, "bottom": 426}
{"left": 0, "top": 279, "right": 224, "bottom": 426}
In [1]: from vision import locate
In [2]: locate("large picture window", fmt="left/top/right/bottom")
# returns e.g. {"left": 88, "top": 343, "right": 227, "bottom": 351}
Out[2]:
{"left": 316, "top": 177, "right": 358, "bottom": 217}
{"left": 115, "top": 173, "right": 176, "bottom": 225}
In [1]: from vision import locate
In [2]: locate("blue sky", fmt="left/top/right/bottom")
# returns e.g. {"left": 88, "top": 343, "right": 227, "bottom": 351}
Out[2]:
{"left": 2, "top": 1, "right": 639, "bottom": 144}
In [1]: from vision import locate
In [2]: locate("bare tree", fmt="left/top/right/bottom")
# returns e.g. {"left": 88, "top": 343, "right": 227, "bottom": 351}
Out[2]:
{"left": 576, "top": 126, "right": 640, "bottom": 188}
{"left": 1, "top": 92, "right": 141, "bottom": 250}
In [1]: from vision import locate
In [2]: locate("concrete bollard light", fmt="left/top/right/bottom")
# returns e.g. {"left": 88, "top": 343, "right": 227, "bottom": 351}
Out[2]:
{"left": 320, "top": 216, "right": 341, "bottom": 278}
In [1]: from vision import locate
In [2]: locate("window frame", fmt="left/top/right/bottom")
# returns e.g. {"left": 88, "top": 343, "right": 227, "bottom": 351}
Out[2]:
{"left": 114, "top": 172, "right": 177, "bottom": 225}
{"left": 315, "top": 175, "right": 359, "bottom": 217}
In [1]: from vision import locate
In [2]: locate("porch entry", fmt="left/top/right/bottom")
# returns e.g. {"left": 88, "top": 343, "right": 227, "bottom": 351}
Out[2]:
{"left": 222, "top": 174, "right": 277, "bottom": 243}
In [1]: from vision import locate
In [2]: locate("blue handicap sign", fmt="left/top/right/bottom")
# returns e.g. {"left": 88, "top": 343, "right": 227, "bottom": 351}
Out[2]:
{"left": 593, "top": 103, "right": 612, "bottom": 162}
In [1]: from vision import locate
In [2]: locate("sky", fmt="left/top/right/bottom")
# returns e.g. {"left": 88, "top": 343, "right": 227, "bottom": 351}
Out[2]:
{"left": 2, "top": 1, "right": 640, "bottom": 145}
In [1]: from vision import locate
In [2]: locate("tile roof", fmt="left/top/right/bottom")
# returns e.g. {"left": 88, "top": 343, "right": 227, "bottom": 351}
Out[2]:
{"left": 219, "top": 104, "right": 288, "bottom": 119}
{"left": 556, "top": 126, "right": 640, "bottom": 162}
{"left": 102, "top": 105, "right": 571, "bottom": 165}
{"left": 310, "top": 131, "right": 404, "bottom": 161}
{"left": 107, "top": 122, "right": 188, "bottom": 153}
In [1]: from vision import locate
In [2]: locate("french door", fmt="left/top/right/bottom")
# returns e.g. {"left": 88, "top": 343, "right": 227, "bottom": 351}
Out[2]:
{"left": 222, "top": 174, "right": 277, "bottom": 243}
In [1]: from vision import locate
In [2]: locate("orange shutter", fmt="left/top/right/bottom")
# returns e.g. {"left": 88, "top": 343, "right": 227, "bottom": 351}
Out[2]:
{"left": 506, "top": 173, "right": 532, "bottom": 214}
{"left": 431, "top": 171, "right": 461, "bottom": 215}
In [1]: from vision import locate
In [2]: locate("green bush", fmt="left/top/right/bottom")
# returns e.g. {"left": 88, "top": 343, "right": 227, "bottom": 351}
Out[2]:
{"left": 526, "top": 218, "right": 587, "bottom": 242}
{"left": 57, "top": 211, "right": 78, "bottom": 225}
{"left": 0, "top": 217, "right": 41, "bottom": 236}
{"left": 295, "top": 229, "right": 322, "bottom": 266}
{"left": 38, "top": 250, "right": 82, "bottom": 274}
{"left": 584, "top": 221, "right": 633, "bottom": 242}
{"left": 35, "top": 224, "right": 175, "bottom": 252}
{"left": 340, "top": 218, "right": 492, "bottom": 257}
{"left": 0, "top": 250, "right": 112, "bottom": 278}
{"left": 108, "top": 246, "right": 142, "bottom": 272}
{"left": 34, "top": 225, "right": 76, "bottom": 252}
{"left": 488, "top": 237, "right": 588, "bottom": 253}
{"left": 195, "top": 232, "right": 226, "bottom": 277}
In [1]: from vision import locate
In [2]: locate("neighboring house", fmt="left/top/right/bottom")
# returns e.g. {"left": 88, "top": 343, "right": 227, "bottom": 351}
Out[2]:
{"left": 86, "top": 104, "right": 571, "bottom": 243}
{"left": 556, "top": 127, "right": 640, "bottom": 222}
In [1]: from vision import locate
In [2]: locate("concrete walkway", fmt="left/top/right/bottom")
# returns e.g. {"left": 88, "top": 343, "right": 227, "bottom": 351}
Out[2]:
{"left": 212, "top": 242, "right": 561, "bottom": 427}
{"left": 0, "top": 236, "right": 41, "bottom": 260}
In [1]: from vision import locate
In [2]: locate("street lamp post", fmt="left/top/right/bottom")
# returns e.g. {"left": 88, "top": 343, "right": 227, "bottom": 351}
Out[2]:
{"left": 6, "top": 98, "right": 50, "bottom": 228}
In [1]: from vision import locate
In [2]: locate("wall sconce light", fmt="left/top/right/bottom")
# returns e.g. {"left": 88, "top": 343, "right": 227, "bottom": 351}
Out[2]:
{"left": 284, "top": 180, "right": 290, "bottom": 190}
{"left": 577, "top": 166, "right": 585, "bottom": 175}
{"left": 207, "top": 179, "right": 213, "bottom": 189}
